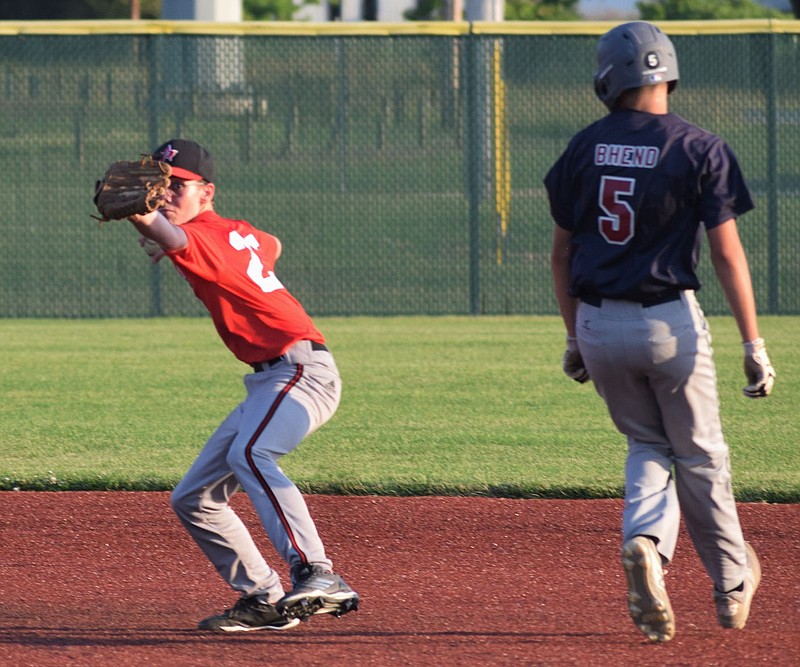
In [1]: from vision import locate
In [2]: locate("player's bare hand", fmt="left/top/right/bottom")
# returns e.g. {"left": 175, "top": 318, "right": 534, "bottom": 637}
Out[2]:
{"left": 562, "top": 336, "right": 590, "bottom": 383}
{"left": 138, "top": 235, "right": 166, "bottom": 264}
{"left": 742, "top": 337, "right": 775, "bottom": 398}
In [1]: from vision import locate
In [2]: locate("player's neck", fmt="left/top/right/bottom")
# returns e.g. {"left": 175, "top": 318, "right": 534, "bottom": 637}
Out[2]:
{"left": 627, "top": 99, "right": 668, "bottom": 115}
{"left": 617, "top": 85, "right": 669, "bottom": 115}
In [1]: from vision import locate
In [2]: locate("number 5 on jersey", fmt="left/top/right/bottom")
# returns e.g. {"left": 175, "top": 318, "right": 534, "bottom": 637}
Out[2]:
{"left": 599, "top": 175, "right": 635, "bottom": 245}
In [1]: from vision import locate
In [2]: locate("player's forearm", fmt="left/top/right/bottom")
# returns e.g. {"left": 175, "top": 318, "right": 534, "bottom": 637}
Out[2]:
{"left": 714, "top": 263, "right": 760, "bottom": 342}
{"left": 709, "top": 235, "right": 760, "bottom": 342}
{"left": 552, "top": 273, "right": 578, "bottom": 336}
{"left": 551, "top": 227, "right": 578, "bottom": 336}
{"left": 550, "top": 252, "right": 578, "bottom": 337}
{"left": 129, "top": 211, "right": 188, "bottom": 252}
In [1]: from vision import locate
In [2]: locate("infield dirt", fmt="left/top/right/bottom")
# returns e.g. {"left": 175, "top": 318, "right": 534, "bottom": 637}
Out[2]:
{"left": 1, "top": 492, "right": 797, "bottom": 666}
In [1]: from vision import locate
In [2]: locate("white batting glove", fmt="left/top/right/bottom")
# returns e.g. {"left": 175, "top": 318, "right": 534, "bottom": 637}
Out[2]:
{"left": 562, "top": 336, "right": 590, "bottom": 383}
{"left": 742, "top": 337, "right": 775, "bottom": 398}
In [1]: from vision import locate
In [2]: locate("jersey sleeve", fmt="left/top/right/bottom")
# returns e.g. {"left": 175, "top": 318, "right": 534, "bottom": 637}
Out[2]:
{"left": 166, "top": 223, "right": 225, "bottom": 282}
{"left": 544, "top": 150, "right": 575, "bottom": 231}
{"left": 698, "top": 138, "right": 755, "bottom": 229}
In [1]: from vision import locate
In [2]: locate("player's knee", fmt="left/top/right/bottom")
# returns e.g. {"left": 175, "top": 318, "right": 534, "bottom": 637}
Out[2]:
{"left": 170, "top": 482, "right": 199, "bottom": 519}
{"left": 226, "top": 446, "right": 288, "bottom": 490}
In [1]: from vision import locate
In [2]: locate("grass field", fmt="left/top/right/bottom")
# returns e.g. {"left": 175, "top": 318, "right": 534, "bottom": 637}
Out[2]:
{"left": 1, "top": 315, "right": 797, "bottom": 501}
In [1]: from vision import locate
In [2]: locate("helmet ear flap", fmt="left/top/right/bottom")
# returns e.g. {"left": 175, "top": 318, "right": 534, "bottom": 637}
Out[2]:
{"left": 594, "top": 74, "right": 609, "bottom": 102}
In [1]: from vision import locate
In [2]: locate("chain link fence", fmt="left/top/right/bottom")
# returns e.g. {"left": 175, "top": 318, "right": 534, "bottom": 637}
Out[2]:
{"left": 1, "top": 21, "right": 798, "bottom": 317}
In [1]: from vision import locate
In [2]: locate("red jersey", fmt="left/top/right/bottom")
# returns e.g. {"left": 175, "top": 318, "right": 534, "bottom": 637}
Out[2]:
{"left": 166, "top": 211, "right": 324, "bottom": 364}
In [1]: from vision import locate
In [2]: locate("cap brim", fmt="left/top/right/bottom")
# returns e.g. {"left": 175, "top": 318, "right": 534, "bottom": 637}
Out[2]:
{"left": 168, "top": 166, "right": 204, "bottom": 180}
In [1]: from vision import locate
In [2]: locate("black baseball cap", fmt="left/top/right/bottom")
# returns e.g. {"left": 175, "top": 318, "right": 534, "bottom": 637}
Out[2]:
{"left": 152, "top": 139, "right": 215, "bottom": 183}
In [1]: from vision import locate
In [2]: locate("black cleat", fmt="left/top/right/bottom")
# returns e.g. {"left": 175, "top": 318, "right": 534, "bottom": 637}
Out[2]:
{"left": 198, "top": 596, "right": 300, "bottom": 632}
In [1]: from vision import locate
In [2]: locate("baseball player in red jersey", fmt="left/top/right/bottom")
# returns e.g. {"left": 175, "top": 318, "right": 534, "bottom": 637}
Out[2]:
{"left": 128, "top": 138, "right": 358, "bottom": 632}
{"left": 546, "top": 23, "right": 775, "bottom": 643}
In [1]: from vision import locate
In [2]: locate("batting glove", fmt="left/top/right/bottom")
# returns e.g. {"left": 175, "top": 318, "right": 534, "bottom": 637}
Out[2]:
{"left": 742, "top": 337, "right": 775, "bottom": 398}
{"left": 562, "top": 336, "right": 590, "bottom": 383}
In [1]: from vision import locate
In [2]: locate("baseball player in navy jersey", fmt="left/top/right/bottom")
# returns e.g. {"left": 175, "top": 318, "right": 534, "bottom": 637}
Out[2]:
{"left": 128, "top": 138, "right": 358, "bottom": 632}
{"left": 546, "top": 22, "right": 775, "bottom": 643}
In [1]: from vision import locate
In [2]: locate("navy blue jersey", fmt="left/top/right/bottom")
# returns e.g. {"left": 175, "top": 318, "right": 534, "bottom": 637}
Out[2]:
{"left": 544, "top": 109, "right": 754, "bottom": 301}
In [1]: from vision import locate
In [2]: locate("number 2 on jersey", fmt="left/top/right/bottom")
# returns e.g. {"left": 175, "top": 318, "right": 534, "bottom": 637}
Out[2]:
{"left": 229, "top": 230, "right": 285, "bottom": 293}
{"left": 598, "top": 176, "right": 635, "bottom": 245}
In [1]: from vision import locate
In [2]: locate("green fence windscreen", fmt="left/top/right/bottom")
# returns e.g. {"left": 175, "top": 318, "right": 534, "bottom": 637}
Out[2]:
{"left": 1, "top": 21, "right": 799, "bottom": 317}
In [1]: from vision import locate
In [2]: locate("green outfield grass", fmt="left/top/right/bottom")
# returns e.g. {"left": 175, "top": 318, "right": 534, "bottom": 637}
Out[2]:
{"left": 1, "top": 316, "right": 797, "bottom": 501}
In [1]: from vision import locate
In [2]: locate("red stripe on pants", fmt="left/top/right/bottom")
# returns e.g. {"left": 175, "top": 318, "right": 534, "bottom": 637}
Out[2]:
{"left": 244, "top": 364, "right": 308, "bottom": 565}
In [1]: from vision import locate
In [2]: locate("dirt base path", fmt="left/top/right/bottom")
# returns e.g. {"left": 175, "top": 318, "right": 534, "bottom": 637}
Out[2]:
{"left": 1, "top": 492, "right": 797, "bottom": 666}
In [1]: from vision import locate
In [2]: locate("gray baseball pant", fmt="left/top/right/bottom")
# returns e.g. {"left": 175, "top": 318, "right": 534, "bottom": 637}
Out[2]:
{"left": 170, "top": 341, "right": 341, "bottom": 603}
{"left": 576, "top": 291, "right": 748, "bottom": 592}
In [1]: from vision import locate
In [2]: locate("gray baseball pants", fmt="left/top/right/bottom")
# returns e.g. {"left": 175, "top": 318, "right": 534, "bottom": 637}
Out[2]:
{"left": 171, "top": 340, "right": 341, "bottom": 604}
{"left": 576, "top": 291, "right": 748, "bottom": 592}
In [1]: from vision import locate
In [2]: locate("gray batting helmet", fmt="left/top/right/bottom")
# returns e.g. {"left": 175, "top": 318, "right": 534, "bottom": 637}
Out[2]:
{"left": 593, "top": 21, "right": 679, "bottom": 110}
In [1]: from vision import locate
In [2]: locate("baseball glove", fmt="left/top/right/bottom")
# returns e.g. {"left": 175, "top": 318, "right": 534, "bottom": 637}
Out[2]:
{"left": 93, "top": 157, "right": 171, "bottom": 222}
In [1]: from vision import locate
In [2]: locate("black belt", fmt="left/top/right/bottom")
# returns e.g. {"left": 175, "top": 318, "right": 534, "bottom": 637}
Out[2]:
{"left": 252, "top": 341, "right": 328, "bottom": 372}
{"left": 580, "top": 290, "right": 682, "bottom": 308}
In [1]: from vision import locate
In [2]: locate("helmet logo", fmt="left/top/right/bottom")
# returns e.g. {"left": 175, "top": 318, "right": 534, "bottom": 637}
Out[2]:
{"left": 645, "top": 52, "right": 659, "bottom": 69}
